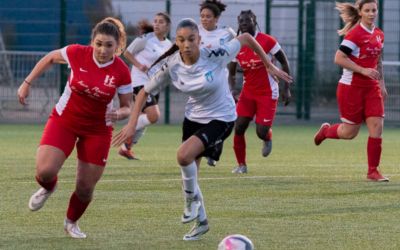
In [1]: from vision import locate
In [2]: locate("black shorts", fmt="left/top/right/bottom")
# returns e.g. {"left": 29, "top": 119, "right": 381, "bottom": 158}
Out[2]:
{"left": 133, "top": 86, "right": 160, "bottom": 112}
{"left": 182, "top": 117, "right": 234, "bottom": 161}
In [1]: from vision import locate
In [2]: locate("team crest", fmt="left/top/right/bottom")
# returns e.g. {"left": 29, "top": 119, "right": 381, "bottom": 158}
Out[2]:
{"left": 205, "top": 71, "right": 213, "bottom": 82}
{"left": 104, "top": 75, "right": 116, "bottom": 87}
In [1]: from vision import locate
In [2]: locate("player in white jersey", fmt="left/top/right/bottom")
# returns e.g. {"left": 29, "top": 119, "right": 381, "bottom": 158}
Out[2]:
{"left": 119, "top": 13, "right": 172, "bottom": 160}
{"left": 198, "top": 0, "right": 235, "bottom": 166}
{"left": 113, "top": 18, "right": 292, "bottom": 241}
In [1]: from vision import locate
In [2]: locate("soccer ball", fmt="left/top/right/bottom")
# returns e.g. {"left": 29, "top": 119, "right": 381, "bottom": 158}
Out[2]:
{"left": 217, "top": 234, "right": 254, "bottom": 250}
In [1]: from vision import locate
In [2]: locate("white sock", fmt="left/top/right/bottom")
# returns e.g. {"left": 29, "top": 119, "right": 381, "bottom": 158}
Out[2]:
{"left": 180, "top": 161, "right": 198, "bottom": 198}
{"left": 136, "top": 114, "right": 151, "bottom": 130}
{"left": 197, "top": 185, "right": 207, "bottom": 222}
{"left": 129, "top": 114, "right": 151, "bottom": 145}
{"left": 132, "top": 127, "right": 146, "bottom": 144}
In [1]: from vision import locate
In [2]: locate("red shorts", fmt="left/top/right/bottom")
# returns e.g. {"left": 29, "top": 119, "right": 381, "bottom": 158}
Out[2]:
{"left": 236, "top": 90, "right": 278, "bottom": 126}
{"left": 337, "top": 83, "right": 384, "bottom": 124}
{"left": 40, "top": 116, "right": 112, "bottom": 166}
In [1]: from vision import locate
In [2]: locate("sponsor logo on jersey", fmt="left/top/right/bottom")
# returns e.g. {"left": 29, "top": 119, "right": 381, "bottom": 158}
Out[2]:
{"left": 79, "top": 67, "right": 88, "bottom": 72}
{"left": 104, "top": 75, "right": 116, "bottom": 87}
{"left": 208, "top": 48, "right": 229, "bottom": 58}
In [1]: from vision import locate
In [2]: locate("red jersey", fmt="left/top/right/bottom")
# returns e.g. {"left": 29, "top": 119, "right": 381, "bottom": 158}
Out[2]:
{"left": 236, "top": 32, "right": 281, "bottom": 98}
{"left": 339, "top": 23, "right": 384, "bottom": 87}
{"left": 53, "top": 44, "right": 132, "bottom": 133}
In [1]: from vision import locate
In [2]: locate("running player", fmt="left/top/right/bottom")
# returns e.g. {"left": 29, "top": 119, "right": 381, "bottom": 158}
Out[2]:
{"left": 113, "top": 18, "right": 292, "bottom": 241}
{"left": 17, "top": 17, "right": 132, "bottom": 238}
{"left": 314, "top": 0, "right": 388, "bottom": 182}
{"left": 229, "top": 10, "right": 292, "bottom": 174}
{"left": 119, "top": 12, "right": 172, "bottom": 160}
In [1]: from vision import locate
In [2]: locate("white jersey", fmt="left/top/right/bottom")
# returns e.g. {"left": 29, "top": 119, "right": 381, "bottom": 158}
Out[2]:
{"left": 144, "top": 38, "right": 242, "bottom": 123}
{"left": 198, "top": 25, "right": 236, "bottom": 49}
{"left": 125, "top": 32, "right": 172, "bottom": 88}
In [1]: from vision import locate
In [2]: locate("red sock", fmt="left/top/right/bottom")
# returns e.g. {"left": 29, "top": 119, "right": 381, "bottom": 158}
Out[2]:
{"left": 367, "top": 137, "right": 382, "bottom": 174}
{"left": 66, "top": 192, "right": 91, "bottom": 222}
{"left": 36, "top": 175, "right": 57, "bottom": 191}
{"left": 325, "top": 124, "right": 340, "bottom": 139}
{"left": 233, "top": 134, "right": 246, "bottom": 166}
{"left": 265, "top": 128, "right": 272, "bottom": 141}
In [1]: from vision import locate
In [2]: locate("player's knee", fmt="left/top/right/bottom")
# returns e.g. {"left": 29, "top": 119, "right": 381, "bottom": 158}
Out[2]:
{"left": 176, "top": 150, "right": 192, "bottom": 166}
{"left": 235, "top": 123, "right": 247, "bottom": 135}
{"left": 147, "top": 111, "right": 160, "bottom": 124}
{"left": 342, "top": 129, "right": 359, "bottom": 139}
{"left": 256, "top": 126, "right": 270, "bottom": 140}
{"left": 36, "top": 168, "right": 57, "bottom": 182}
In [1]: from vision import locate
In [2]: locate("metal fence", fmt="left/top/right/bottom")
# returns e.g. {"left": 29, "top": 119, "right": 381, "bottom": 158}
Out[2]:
{"left": 0, "top": 0, "right": 399, "bottom": 124}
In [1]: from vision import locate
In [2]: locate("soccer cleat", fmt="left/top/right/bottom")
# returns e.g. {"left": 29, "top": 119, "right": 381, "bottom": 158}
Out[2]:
{"left": 262, "top": 140, "right": 272, "bottom": 157}
{"left": 118, "top": 143, "right": 139, "bottom": 160}
{"left": 181, "top": 196, "right": 201, "bottom": 224}
{"left": 64, "top": 218, "right": 87, "bottom": 239}
{"left": 314, "top": 123, "right": 330, "bottom": 146}
{"left": 367, "top": 171, "right": 389, "bottom": 182}
{"left": 206, "top": 157, "right": 217, "bottom": 167}
{"left": 232, "top": 165, "right": 247, "bottom": 174}
{"left": 28, "top": 187, "right": 56, "bottom": 211}
{"left": 183, "top": 219, "right": 209, "bottom": 241}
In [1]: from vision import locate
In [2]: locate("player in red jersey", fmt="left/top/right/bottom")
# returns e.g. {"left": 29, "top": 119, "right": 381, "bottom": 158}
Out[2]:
{"left": 314, "top": 0, "right": 388, "bottom": 182}
{"left": 17, "top": 17, "right": 133, "bottom": 238}
{"left": 229, "top": 10, "right": 292, "bottom": 174}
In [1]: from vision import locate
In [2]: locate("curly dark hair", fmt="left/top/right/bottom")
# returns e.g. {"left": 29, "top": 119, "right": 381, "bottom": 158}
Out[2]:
{"left": 199, "top": 0, "right": 227, "bottom": 18}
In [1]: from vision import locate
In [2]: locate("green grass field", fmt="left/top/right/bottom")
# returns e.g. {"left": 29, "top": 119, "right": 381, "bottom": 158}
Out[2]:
{"left": 1, "top": 124, "right": 399, "bottom": 250}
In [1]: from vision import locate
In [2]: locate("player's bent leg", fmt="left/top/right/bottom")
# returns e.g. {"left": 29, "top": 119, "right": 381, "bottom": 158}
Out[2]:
{"left": 256, "top": 124, "right": 272, "bottom": 157}
{"left": 29, "top": 145, "right": 65, "bottom": 211}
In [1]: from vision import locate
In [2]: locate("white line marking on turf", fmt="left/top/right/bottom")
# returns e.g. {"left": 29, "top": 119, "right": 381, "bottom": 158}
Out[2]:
{"left": 12, "top": 174, "right": 400, "bottom": 184}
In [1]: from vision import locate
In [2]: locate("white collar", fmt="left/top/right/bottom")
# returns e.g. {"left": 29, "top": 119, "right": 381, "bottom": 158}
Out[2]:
{"left": 92, "top": 51, "right": 115, "bottom": 68}
{"left": 360, "top": 22, "right": 375, "bottom": 34}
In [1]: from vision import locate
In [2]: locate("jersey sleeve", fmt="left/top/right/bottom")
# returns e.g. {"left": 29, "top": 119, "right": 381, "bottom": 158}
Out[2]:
{"left": 126, "top": 35, "right": 148, "bottom": 54}
{"left": 340, "top": 30, "right": 359, "bottom": 52}
{"left": 60, "top": 44, "right": 81, "bottom": 68}
{"left": 264, "top": 35, "right": 281, "bottom": 55}
{"left": 117, "top": 63, "right": 133, "bottom": 95}
{"left": 205, "top": 38, "right": 241, "bottom": 66}
{"left": 144, "top": 61, "right": 171, "bottom": 95}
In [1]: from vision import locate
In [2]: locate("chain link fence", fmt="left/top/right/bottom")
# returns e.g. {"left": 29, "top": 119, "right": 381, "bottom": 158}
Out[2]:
{"left": 0, "top": 0, "right": 399, "bottom": 124}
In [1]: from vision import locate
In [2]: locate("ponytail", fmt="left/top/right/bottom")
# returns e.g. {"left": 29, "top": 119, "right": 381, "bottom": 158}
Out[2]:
{"left": 149, "top": 44, "right": 179, "bottom": 69}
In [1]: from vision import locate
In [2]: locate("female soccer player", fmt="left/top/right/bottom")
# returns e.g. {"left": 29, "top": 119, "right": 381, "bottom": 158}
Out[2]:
{"left": 198, "top": 0, "right": 236, "bottom": 167}
{"left": 198, "top": 0, "right": 235, "bottom": 49}
{"left": 314, "top": 0, "right": 388, "bottom": 182}
{"left": 119, "top": 13, "right": 172, "bottom": 160}
{"left": 229, "top": 10, "right": 292, "bottom": 174}
{"left": 17, "top": 17, "right": 132, "bottom": 238}
{"left": 113, "top": 18, "right": 292, "bottom": 241}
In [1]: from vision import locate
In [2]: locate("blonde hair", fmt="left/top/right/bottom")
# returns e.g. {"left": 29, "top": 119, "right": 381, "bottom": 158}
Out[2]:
{"left": 91, "top": 17, "right": 127, "bottom": 56}
{"left": 336, "top": 0, "right": 378, "bottom": 36}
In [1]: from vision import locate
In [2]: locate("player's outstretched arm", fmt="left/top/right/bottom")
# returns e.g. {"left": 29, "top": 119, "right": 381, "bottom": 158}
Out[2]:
{"left": 112, "top": 88, "right": 149, "bottom": 147}
{"left": 17, "top": 49, "right": 66, "bottom": 105}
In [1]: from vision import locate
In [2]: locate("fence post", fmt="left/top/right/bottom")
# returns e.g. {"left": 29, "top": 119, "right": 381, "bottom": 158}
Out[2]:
{"left": 296, "top": 0, "right": 304, "bottom": 119}
{"left": 303, "top": 0, "right": 316, "bottom": 120}
{"left": 164, "top": 0, "right": 171, "bottom": 124}
{"left": 59, "top": 0, "right": 67, "bottom": 96}
{"left": 378, "top": 0, "right": 384, "bottom": 29}
{"left": 265, "top": 0, "right": 271, "bottom": 34}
